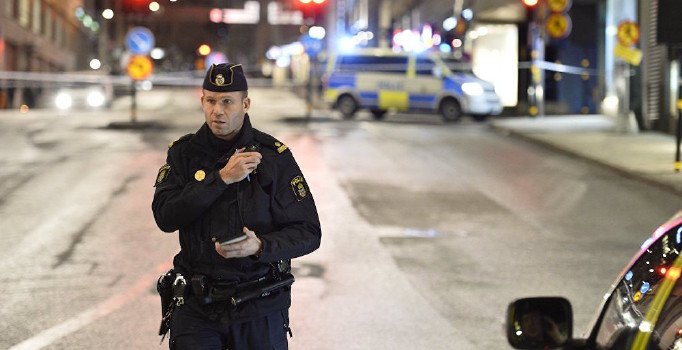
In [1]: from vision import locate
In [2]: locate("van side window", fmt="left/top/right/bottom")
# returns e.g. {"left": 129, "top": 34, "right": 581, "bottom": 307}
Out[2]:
{"left": 416, "top": 57, "right": 436, "bottom": 76}
{"left": 337, "top": 55, "right": 408, "bottom": 74}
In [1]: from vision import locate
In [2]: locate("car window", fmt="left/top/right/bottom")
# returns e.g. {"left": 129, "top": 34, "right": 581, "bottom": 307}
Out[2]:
{"left": 594, "top": 222, "right": 682, "bottom": 349}
{"left": 337, "top": 55, "right": 408, "bottom": 74}
{"left": 415, "top": 57, "right": 435, "bottom": 76}
{"left": 442, "top": 58, "right": 473, "bottom": 74}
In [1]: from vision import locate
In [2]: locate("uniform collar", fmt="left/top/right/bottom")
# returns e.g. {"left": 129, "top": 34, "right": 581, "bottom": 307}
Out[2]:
{"left": 190, "top": 114, "right": 255, "bottom": 159}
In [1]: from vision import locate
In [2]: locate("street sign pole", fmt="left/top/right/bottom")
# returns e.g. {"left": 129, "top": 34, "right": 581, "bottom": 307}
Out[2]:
{"left": 300, "top": 33, "right": 323, "bottom": 120}
{"left": 671, "top": 47, "right": 682, "bottom": 173}
{"left": 307, "top": 59, "right": 314, "bottom": 120}
{"left": 131, "top": 80, "right": 137, "bottom": 123}
{"left": 124, "top": 27, "right": 155, "bottom": 124}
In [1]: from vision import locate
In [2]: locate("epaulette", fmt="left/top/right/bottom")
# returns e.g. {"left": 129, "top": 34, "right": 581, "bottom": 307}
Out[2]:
{"left": 168, "top": 133, "right": 193, "bottom": 149}
{"left": 254, "top": 130, "right": 289, "bottom": 154}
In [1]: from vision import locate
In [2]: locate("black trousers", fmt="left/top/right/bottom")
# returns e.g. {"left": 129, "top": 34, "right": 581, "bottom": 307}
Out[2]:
{"left": 170, "top": 302, "right": 289, "bottom": 350}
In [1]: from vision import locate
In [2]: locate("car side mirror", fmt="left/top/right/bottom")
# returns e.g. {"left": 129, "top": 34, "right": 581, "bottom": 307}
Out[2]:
{"left": 506, "top": 297, "right": 573, "bottom": 349}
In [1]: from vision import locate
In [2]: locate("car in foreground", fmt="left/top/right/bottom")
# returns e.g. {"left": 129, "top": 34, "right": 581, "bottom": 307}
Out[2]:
{"left": 506, "top": 212, "right": 682, "bottom": 349}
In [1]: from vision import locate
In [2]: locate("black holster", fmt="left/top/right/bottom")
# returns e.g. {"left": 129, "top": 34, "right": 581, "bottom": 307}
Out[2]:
{"left": 157, "top": 269, "right": 187, "bottom": 339}
{"left": 156, "top": 269, "right": 175, "bottom": 337}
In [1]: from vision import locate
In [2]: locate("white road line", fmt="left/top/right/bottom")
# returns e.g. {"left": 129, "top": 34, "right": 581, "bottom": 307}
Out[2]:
{"left": 9, "top": 260, "right": 172, "bottom": 350}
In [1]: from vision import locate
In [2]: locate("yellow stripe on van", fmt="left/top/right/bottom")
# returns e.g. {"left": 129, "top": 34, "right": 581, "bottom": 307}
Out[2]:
{"left": 379, "top": 90, "right": 408, "bottom": 110}
{"left": 325, "top": 89, "right": 339, "bottom": 103}
{"left": 407, "top": 56, "right": 416, "bottom": 79}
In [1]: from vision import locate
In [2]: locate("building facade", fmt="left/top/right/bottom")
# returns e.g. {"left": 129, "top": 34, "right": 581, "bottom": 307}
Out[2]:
{"left": 0, "top": 0, "right": 92, "bottom": 108}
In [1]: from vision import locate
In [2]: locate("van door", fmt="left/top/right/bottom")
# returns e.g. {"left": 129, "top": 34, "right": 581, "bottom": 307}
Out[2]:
{"left": 406, "top": 57, "right": 443, "bottom": 111}
{"left": 354, "top": 55, "right": 409, "bottom": 111}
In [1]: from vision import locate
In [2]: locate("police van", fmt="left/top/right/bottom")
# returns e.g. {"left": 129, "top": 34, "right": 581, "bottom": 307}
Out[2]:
{"left": 323, "top": 49, "right": 502, "bottom": 121}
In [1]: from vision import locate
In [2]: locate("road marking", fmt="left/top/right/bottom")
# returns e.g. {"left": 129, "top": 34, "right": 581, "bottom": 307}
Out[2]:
{"left": 9, "top": 260, "right": 171, "bottom": 350}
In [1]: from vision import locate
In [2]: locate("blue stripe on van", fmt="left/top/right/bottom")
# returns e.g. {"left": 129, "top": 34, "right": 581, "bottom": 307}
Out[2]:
{"left": 359, "top": 91, "right": 378, "bottom": 106}
{"left": 443, "top": 77, "right": 463, "bottom": 95}
{"left": 327, "top": 74, "right": 356, "bottom": 88}
{"left": 409, "top": 94, "right": 437, "bottom": 108}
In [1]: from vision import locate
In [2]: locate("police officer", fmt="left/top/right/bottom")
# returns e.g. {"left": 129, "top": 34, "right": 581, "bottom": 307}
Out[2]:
{"left": 152, "top": 63, "right": 321, "bottom": 349}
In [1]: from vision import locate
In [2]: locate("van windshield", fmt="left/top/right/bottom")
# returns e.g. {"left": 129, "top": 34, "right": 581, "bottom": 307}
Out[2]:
{"left": 441, "top": 57, "right": 473, "bottom": 74}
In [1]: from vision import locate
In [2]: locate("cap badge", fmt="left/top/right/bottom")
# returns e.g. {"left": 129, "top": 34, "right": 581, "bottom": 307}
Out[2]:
{"left": 215, "top": 74, "right": 225, "bottom": 86}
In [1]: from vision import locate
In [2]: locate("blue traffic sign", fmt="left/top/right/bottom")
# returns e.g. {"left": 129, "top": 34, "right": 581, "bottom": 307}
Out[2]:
{"left": 125, "top": 27, "right": 155, "bottom": 55}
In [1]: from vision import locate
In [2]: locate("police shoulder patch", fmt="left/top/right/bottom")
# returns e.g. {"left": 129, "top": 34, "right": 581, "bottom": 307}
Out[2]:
{"left": 290, "top": 175, "right": 308, "bottom": 201}
{"left": 155, "top": 164, "right": 171, "bottom": 187}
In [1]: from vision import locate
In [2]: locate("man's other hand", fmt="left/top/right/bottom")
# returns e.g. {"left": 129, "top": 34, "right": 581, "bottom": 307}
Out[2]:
{"left": 214, "top": 227, "right": 263, "bottom": 259}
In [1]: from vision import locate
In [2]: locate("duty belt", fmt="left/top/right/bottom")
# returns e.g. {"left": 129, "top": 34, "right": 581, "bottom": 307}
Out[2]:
{"left": 189, "top": 272, "right": 294, "bottom": 307}
{"left": 190, "top": 262, "right": 294, "bottom": 307}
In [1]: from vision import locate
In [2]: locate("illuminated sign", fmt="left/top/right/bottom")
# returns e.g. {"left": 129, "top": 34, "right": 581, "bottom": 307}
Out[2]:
{"left": 268, "top": 2, "right": 303, "bottom": 25}
{"left": 210, "top": 2, "right": 260, "bottom": 24}
{"left": 210, "top": 2, "right": 304, "bottom": 25}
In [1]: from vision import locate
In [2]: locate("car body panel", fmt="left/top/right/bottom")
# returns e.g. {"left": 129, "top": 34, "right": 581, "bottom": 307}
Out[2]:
{"left": 323, "top": 49, "right": 503, "bottom": 117}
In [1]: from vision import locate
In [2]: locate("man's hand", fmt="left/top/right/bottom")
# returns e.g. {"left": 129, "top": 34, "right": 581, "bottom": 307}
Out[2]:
{"left": 219, "top": 148, "right": 262, "bottom": 184}
{"left": 214, "top": 227, "right": 262, "bottom": 259}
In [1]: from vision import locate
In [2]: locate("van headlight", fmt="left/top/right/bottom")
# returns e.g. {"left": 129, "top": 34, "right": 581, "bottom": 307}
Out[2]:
{"left": 87, "top": 90, "right": 106, "bottom": 108}
{"left": 462, "top": 82, "right": 484, "bottom": 96}
{"left": 55, "top": 91, "right": 73, "bottom": 110}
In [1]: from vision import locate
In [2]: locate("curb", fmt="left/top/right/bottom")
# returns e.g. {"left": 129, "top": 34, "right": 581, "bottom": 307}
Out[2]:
{"left": 489, "top": 123, "right": 682, "bottom": 197}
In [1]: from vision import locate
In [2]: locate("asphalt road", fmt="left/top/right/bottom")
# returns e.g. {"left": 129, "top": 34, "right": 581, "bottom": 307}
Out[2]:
{"left": 0, "top": 87, "right": 680, "bottom": 349}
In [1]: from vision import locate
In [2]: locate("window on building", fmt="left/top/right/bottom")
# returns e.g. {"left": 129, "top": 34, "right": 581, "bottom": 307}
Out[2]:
{"left": 31, "top": 0, "right": 40, "bottom": 34}
{"left": 44, "top": 9, "right": 52, "bottom": 40}
{"left": 11, "top": 0, "right": 19, "bottom": 19}
{"left": 19, "top": 0, "right": 29, "bottom": 27}
{"left": 52, "top": 15, "right": 59, "bottom": 43}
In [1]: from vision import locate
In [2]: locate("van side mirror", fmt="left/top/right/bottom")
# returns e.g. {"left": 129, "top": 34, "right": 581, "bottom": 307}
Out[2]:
{"left": 432, "top": 66, "right": 442, "bottom": 78}
{"left": 506, "top": 297, "right": 573, "bottom": 349}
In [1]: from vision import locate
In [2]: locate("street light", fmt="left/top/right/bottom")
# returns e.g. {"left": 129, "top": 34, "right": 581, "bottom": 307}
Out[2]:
{"left": 89, "top": 58, "right": 102, "bottom": 70}
{"left": 102, "top": 9, "right": 114, "bottom": 19}
{"left": 197, "top": 44, "right": 211, "bottom": 56}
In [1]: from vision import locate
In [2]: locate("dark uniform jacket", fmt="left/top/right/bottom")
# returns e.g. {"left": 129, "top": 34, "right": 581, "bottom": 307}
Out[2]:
{"left": 152, "top": 114, "right": 321, "bottom": 323}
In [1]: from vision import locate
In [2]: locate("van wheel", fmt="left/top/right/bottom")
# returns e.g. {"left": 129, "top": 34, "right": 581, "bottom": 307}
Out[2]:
{"left": 370, "top": 109, "right": 387, "bottom": 120}
{"left": 439, "top": 98, "right": 462, "bottom": 122}
{"left": 337, "top": 95, "right": 358, "bottom": 119}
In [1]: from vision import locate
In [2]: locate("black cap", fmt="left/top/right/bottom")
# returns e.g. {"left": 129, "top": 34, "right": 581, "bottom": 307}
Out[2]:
{"left": 202, "top": 63, "right": 248, "bottom": 92}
